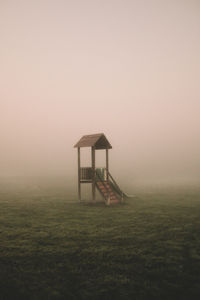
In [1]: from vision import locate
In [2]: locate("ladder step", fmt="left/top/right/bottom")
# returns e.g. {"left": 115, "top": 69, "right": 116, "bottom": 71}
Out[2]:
{"left": 110, "top": 199, "right": 120, "bottom": 204}
{"left": 99, "top": 189, "right": 114, "bottom": 194}
{"left": 96, "top": 181, "right": 121, "bottom": 204}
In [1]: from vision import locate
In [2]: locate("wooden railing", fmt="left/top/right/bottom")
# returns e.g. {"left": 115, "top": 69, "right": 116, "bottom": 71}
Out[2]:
{"left": 80, "top": 167, "right": 125, "bottom": 201}
{"left": 80, "top": 167, "right": 92, "bottom": 181}
{"left": 107, "top": 170, "right": 124, "bottom": 202}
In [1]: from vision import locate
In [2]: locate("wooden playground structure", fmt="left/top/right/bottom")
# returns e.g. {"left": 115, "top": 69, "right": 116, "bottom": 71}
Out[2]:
{"left": 74, "top": 133, "right": 128, "bottom": 205}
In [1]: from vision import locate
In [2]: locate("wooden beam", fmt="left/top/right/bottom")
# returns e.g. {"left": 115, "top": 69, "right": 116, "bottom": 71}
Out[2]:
{"left": 77, "top": 147, "right": 81, "bottom": 202}
{"left": 106, "top": 148, "right": 109, "bottom": 181}
{"left": 91, "top": 146, "right": 96, "bottom": 202}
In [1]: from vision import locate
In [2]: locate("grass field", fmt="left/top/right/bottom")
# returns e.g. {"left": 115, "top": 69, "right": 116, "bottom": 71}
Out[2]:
{"left": 0, "top": 177, "right": 200, "bottom": 299}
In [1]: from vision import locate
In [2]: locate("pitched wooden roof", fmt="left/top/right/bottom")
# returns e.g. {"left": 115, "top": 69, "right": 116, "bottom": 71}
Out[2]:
{"left": 74, "top": 133, "right": 112, "bottom": 149}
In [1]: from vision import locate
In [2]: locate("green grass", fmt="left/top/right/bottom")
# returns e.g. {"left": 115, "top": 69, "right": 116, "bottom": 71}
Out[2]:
{"left": 0, "top": 179, "right": 200, "bottom": 299}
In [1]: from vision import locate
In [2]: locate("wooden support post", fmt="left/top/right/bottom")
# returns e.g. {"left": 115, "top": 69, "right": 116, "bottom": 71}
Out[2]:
{"left": 121, "top": 191, "right": 124, "bottom": 203}
{"left": 91, "top": 146, "right": 96, "bottom": 202}
{"left": 77, "top": 147, "right": 81, "bottom": 202}
{"left": 106, "top": 148, "right": 109, "bottom": 181}
{"left": 106, "top": 195, "right": 110, "bottom": 206}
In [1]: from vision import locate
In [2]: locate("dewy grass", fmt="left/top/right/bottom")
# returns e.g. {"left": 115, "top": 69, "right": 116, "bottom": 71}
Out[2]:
{"left": 0, "top": 179, "right": 200, "bottom": 299}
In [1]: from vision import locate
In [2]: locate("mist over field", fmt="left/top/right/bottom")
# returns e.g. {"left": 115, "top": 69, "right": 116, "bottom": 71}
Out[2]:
{"left": 1, "top": 2, "right": 200, "bottom": 298}
{"left": 1, "top": 0, "right": 200, "bottom": 188}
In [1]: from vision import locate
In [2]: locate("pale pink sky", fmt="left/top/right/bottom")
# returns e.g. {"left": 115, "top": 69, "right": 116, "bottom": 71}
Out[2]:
{"left": 0, "top": 0, "right": 200, "bottom": 183}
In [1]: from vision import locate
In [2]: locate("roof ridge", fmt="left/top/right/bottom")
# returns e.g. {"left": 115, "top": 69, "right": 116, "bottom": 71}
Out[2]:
{"left": 74, "top": 133, "right": 112, "bottom": 149}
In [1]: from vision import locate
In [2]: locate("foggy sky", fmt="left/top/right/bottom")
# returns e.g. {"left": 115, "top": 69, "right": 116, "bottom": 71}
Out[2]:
{"left": 1, "top": 0, "right": 200, "bottom": 184}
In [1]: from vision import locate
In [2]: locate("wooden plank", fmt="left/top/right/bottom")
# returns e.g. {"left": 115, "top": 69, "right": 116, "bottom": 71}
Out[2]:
{"left": 80, "top": 180, "right": 92, "bottom": 183}
{"left": 78, "top": 147, "right": 81, "bottom": 202}
{"left": 106, "top": 149, "right": 109, "bottom": 181}
{"left": 91, "top": 146, "right": 96, "bottom": 202}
